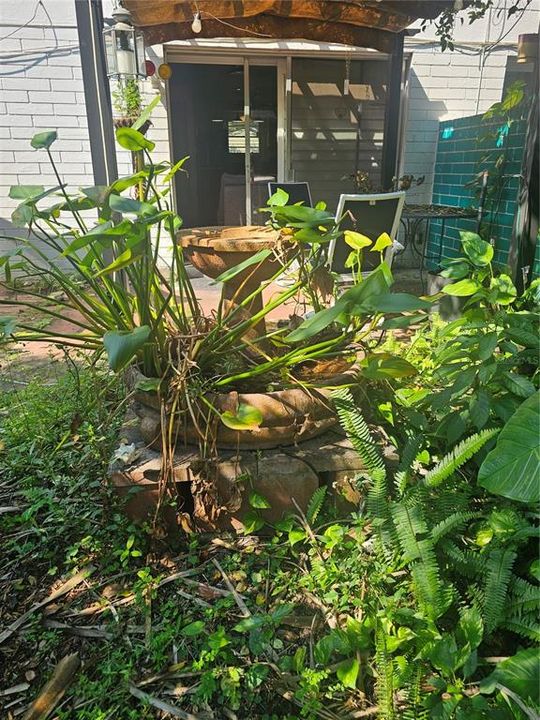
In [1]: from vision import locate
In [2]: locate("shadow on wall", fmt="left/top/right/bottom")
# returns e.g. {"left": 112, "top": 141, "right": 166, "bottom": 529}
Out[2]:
{"left": 394, "top": 68, "right": 448, "bottom": 269}
{"left": 0, "top": 218, "right": 71, "bottom": 276}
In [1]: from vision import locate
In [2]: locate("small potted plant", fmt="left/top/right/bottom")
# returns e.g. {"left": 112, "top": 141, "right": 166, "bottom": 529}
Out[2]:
{"left": 112, "top": 78, "right": 152, "bottom": 135}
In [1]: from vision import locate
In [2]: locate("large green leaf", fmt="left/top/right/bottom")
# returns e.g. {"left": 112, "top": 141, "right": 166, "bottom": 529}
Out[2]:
{"left": 109, "top": 194, "right": 155, "bottom": 216}
{"left": 286, "top": 302, "right": 344, "bottom": 343}
{"left": 220, "top": 403, "right": 263, "bottom": 430}
{"left": 360, "top": 353, "right": 417, "bottom": 379}
{"left": 63, "top": 220, "right": 133, "bottom": 255}
{"left": 366, "top": 292, "right": 432, "bottom": 313}
{"left": 0, "top": 316, "right": 17, "bottom": 339}
{"left": 115, "top": 126, "right": 155, "bottom": 152}
{"left": 11, "top": 203, "right": 34, "bottom": 227}
{"left": 344, "top": 263, "right": 393, "bottom": 315}
{"left": 443, "top": 278, "right": 481, "bottom": 297}
{"left": 95, "top": 247, "right": 142, "bottom": 277}
{"left": 478, "top": 391, "right": 540, "bottom": 503}
{"left": 460, "top": 231, "right": 494, "bottom": 266}
{"left": 8, "top": 185, "right": 44, "bottom": 200}
{"left": 267, "top": 188, "right": 289, "bottom": 206}
{"left": 30, "top": 130, "right": 57, "bottom": 150}
{"left": 103, "top": 326, "right": 151, "bottom": 372}
{"left": 440, "top": 258, "right": 471, "bottom": 280}
{"left": 336, "top": 657, "right": 359, "bottom": 689}
{"left": 344, "top": 230, "right": 372, "bottom": 250}
{"left": 480, "top": 649, "right": 540, "bottom": 708}
{"left": 501, "top": 371, "right": 536, "bottom": 398}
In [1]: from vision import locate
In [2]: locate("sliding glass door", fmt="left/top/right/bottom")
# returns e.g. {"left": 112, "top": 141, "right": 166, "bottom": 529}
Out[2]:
{"left": 169, "top": 57, "right": 284, "bottom": 228}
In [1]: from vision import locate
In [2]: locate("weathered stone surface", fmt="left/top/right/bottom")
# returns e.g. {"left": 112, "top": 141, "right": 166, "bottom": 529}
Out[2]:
{"left": 216, "top": 454, "right": 319, "bottom": 528}
{"left": 109, "top": 413, "right": 365, "bottom": 535}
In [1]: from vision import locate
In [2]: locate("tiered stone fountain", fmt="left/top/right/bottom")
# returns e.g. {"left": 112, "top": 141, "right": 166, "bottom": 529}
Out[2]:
{"left": 111, "top": 226, "right": 364, "bottom": 532}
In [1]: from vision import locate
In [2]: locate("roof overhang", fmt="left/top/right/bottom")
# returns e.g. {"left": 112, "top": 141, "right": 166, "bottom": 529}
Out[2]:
{"left": 122, "top": 1, "right": 455, "bottom": 53}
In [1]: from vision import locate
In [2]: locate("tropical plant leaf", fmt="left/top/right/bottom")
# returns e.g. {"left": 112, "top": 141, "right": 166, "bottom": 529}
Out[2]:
{"left": 0, "top": 316, "right": 17, "bottom": 338}
{"left": 286, "top": 302, "right": 344, "bottom": 342}
{"left": 366, "top": 293, "right": 432, "bottom": 313}
{"left": 115, "top": 126, "right": 155, "bottom": 152}
{"left": 103, "top": 326, "right": 151, "bottom": 372}
{"left": 131, "top": 94, "right": 161, "bottom": 131}
{"left": 480, "top": 649, "right": 540, "bottom": 708}
{"left": 361, "top": 353, "right": 417, "bottom": 379}
{"left": 501, "top": 371, "right": 536, "bottom": 398}
{"left": 344, "top": 230, "right": 372, "bottom": 250}
{"left": 336, "top": 657, "right": 359, "bottom": 689}
{"left": 108, "top": 194, "right": 155, "bottom": 216}
{"left": 478, "top": 392, "right": 540, "bottom": 502}
{"left": 443, "top": 278, "right": 481, "bottom": 297}
{"left": 8, "top": 185, "right": 44, "bottom": 200}
{"left": 470, "top": 390, "right": 490, "bottom": 429}
{"left": 248, "top": 491, "right": 271, "bottom": 509}
{"left": 372, "top": 232, "right": 393, "bottom": 252}
{"left": 220, "top": 403, "right": 263, "bottom": 430}
{"left": 30, "top": 130, "right": 57, "bottom": 150}
{"left": 460, "top": 231, "right": 493, "bottom": 266}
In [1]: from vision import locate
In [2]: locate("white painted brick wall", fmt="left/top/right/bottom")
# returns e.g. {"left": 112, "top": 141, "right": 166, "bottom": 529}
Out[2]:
{"left": 401, "top": 4, "right": 539, "bottom": 205}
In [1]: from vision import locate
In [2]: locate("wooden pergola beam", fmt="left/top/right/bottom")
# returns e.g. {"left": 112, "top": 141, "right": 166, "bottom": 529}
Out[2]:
{"left": 139, "top": 15, "right": 397, "bottom": 54}
{"left": 123, "top": 0, "right": 454, "bottom": 51}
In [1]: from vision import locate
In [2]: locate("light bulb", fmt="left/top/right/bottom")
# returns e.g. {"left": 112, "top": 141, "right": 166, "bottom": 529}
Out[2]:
{"left": 191, "top": 12, "right": 202, "bottom": 33}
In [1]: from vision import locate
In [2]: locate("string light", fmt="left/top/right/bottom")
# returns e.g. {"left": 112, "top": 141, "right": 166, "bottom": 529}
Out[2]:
{"left": 191, "top": 11, "right": 202, "bottom": 34}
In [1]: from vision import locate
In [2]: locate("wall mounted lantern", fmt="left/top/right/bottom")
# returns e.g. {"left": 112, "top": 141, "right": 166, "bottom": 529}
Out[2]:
{"left": 103, "top": 6, "right": 146, "bottom": 79}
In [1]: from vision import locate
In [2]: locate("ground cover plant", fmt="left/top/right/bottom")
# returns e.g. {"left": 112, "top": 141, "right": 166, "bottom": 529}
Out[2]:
{"left": 1, "top": 231, "right": 538, "bottom": 719}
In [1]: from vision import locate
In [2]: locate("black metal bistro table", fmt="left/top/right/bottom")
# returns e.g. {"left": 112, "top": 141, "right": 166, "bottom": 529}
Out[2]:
{"left": 400, "top": 204, "right": 478, "bottom": 288}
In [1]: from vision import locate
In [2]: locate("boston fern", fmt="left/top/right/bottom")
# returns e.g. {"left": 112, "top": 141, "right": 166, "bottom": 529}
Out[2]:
{"left": 333, "top": 387, "right": 539, "bottom": 719}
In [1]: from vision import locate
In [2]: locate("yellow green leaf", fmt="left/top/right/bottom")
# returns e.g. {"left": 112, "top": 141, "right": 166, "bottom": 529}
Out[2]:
{"left": 373, "top": 232, "right": 393, "bottom": 252}
{"left": 344, "top": 230, "right": 372, "bottom": 250}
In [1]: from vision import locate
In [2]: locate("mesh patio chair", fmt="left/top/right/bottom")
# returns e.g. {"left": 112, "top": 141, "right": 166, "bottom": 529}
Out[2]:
{"left": 267, "top": 181, "right": 313, "bottom": 207}
{"left": 328, "top": 192, "right": 406, "bottom": 284}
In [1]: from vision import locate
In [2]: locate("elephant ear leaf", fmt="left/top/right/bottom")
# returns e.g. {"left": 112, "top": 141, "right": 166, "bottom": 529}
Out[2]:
{"left": 103, "top": 326, "right": 151, "bottom": 372}
{"left": 31, "top": 130, "right": 57, "bottom": 150}
{"left": 478, "top": 391, "right": 540, "bottom": 503}
{"left": 480, "top": 648, "right": 540, "bottom": 709}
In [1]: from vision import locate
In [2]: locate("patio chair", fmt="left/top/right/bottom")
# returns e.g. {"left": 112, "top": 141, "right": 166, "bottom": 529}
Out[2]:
{"left": 268, "top": 181, "right": 313, "bottom": 207}
{"left": 328, "top": 192, "right": 406, "bottom": 284}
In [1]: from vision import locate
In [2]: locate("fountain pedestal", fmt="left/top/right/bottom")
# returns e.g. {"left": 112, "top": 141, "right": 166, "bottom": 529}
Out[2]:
{"left": 178, "top": 225, "right": 287, "bottom": 337}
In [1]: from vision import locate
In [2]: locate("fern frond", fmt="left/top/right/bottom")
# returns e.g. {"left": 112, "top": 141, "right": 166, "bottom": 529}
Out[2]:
{"left": 391, "top": 498, "right": 441, "bottom": 619}
{"left": 375, "top": 619, "right": 395, "bottom": 720}
{"left": 395, "top": 435, "right": 423, "bottom": 497}
{"left": 401, "top": 664, "right": 429, "bottom": 720}
{"left": 441, "top": 541, "right": 486, "bottom": 578}
{"left": 431, "top": 511, "right": 478, "bottom": 545}
{"left": 502, "top": 618, "right": 540, "bottom": 642}
{"left": 506, "top": 577, "right": 540, "bottom": 617}
{"left": 482, "top": 547, "right": 517, "bottom": 634}
{"left": 333, "top": 388, "right": 386, "bottom": 477}
{"left": 306, "top": 486, "right": 327, "bottom": 525}
{"left": 424, "top": 428, "right": 498, "bottom": 487}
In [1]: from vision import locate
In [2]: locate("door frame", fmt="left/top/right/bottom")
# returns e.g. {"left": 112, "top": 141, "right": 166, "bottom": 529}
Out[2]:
{"left": 164, "top": 50, "right": 286, "bottom": 224}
